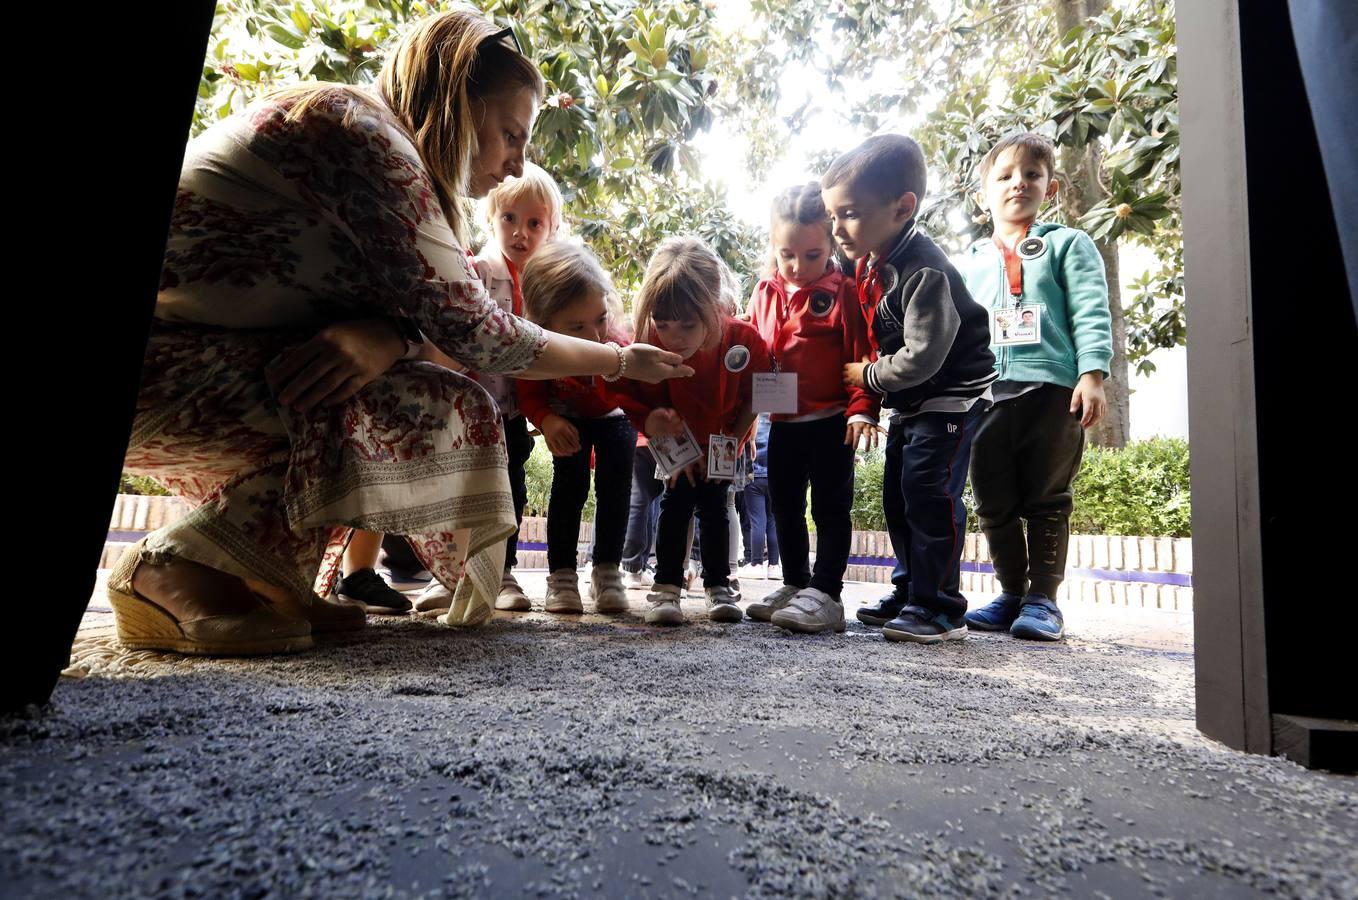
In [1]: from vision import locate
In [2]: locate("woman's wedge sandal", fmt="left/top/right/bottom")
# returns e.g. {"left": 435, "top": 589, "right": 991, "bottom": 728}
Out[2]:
{"left": 105, "top": 539, "right": 313, "bottom": 656}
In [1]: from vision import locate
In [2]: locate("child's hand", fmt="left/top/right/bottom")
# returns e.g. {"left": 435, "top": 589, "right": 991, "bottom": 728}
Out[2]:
{"left": 1070, "top": 373, "right": 1107, "bottom": 428}
{"left": 666, "top": 458, "right": 703, "bottom": 489}
{"left": 645, "top": 408, "right": 683, "bottom": 439}
{"left": 843, "top": 359, "right": 870, "bottom": 389}
{"left": 845, "top": 420, "right": 882, "bottom": 451}
{"left": 542, "top": 414, "right": 581, "bottom": 457}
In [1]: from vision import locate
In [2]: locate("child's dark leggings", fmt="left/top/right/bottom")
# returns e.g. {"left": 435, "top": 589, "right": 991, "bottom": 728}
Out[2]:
{"left": 503, "top": 414, "right": 534, "bottom": 570}
{"left": 767, "top": 414, "right": 854, "bottom": 598}
{"left": 654, "top": 477, "right": 730, "bottom": 589}
{"left": 968, "top": 384, "right": 1086, "bottom": 599}
{"left": 547, "top": 415, "right": 637, "bottom": 572}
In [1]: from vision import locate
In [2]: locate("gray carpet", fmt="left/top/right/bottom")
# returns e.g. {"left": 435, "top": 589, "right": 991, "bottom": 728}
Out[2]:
{"left": 3, "top": 582, "right": 1355, "bottom": 898}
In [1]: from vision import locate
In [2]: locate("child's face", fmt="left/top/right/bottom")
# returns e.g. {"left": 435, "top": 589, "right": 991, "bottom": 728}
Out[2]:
{"left": 980, "top": 147, "right": 1057, "bottom": 229}
{"left": 492, "top": 196, "right": 555, "bottom": 270}
{"left": 822, "top": 182, "right": 917, "bottom": 261}
{"left": 1021, "top": 311, "right": 1035, "bottom": 323}
{"left": 772, "top": 220, "right": 833, "bottom": 289}
{"left": 544, "top": 288, "right": 610, "bottom": 343}
{"left": 651, "top": 318, "right": 709, "bottom": 361}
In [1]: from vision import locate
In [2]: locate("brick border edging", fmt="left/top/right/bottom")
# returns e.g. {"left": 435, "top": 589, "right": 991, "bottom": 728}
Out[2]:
{"left": 102, "top": 495, "right": 1194, "bottom": 611}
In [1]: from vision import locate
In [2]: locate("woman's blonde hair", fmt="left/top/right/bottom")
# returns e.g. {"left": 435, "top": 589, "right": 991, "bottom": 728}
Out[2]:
{"left": 631, "top": 236, "right": 734, "bottom": 346}
{"left": 521, "top": 240, "right": 617, "bottom": 326}
{"left": 768, "top": 182, "right": 833, "bottom": 276}
{"left": 484, "top": 162, "right": 565, "bottom": 235}
{"left": 272, "top": 7, "right": 544, "bottom": 244}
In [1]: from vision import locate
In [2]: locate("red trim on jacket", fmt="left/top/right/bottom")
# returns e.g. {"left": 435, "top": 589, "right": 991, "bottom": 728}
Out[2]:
{"left": 618, "top": 317, "right": 772, "bottom": 447}
{"left": 748, "top": 266, "right": 879, "bottom": 422}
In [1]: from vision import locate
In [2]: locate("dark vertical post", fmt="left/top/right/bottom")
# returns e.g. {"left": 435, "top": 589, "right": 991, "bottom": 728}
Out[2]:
{"left": 1180, "top": 0, "right": 1357, "bottom": 770}
{"left": 3, "top": 2, "right": 217, "bottom": 713}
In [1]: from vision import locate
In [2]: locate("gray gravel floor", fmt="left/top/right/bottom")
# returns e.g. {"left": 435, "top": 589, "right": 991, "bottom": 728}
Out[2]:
{"left": 3, "top": 574, "right": 1355, "bottom": 899}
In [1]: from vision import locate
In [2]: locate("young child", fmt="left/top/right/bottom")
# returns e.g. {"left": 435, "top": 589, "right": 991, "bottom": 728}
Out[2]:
{"left": 625, "top": 237, "right": 772, "bottom": 626}
{"left": 824, "top": 134, "right": 997, "bottom": 644}
{"left": 745, "top": 183, "right": 880, "bottom": 634}
{"left": 516, "top": 241, "right": 642, "bottom": 614}
{"left": 473, "top": 163, "right": 563, "bottom": 611}
{"left": 960, "top": 133, "right": 1113, "bottom": 641}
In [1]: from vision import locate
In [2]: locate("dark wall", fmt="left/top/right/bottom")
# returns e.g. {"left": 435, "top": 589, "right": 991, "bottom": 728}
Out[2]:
{"left": 1239, "top": 0, "right": 1356, "bottom": 723}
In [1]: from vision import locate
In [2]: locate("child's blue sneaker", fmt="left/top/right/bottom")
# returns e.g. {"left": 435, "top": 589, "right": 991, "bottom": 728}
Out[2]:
{"left": 963, "top": 592, "right": 1023, "bottom": 631}
{"left": 855, "top": 594, "right": 908, "bottom": 627}
{"left": 1009, "top": 594, "right": 1064, "bottom": 641}
{"left": 881, "top": 606, "right": 967, "bottom": 644}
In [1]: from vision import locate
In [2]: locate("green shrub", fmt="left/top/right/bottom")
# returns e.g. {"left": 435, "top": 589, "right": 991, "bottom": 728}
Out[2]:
{"left": 1068, "top": 437, "right": 1191, "bottom": 537}
{"left": 119, "top": 473, "right": 171, "bottom": 496}
{"left": 523, "top": 436, "right": 597, "bottom": 522}
{"left": 847, "top": 437, "right": 1190, "bottom": 537}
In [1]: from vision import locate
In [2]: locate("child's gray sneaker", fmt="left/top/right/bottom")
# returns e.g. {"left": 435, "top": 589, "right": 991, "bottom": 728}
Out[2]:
{"left": 770, "top": 587, "right": 846, "bottom": 634}
{"left": 745, "top": 584, "right": 800, "bottom": 622}
{"left": 494, "top": 570, "right": 531, "bottom": 611}
{"left": 544, "top": 568, "right": 583, "bottom": 614}
{"left": 704, "top": 585, "right": 743, "bottom": 623}
{"left": 590, "top": 563, "right": 629, "bottom": 614}
{"left": 644, "top": 584, "right": 686, "bottom": 626}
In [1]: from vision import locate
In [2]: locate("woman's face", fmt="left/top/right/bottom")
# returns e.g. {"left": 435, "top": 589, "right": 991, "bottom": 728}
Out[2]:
{"left": 468, "top": 86, "right": 539, "bottom": 199}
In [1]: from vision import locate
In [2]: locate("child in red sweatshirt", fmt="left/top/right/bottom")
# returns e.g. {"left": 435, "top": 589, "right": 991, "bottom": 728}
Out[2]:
{"left": 745, "top": 183, "right": 880, "bottom": 634}
{"left": 623, "top": 237, "right": 772, "bottom": 626}
{"left": 516, "top": 242, "right": 645, "bottom": 615}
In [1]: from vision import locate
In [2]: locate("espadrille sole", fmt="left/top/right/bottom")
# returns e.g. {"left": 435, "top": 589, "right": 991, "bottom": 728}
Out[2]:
{"left": 108, "top": 588, "right": 313, "bottom": 656}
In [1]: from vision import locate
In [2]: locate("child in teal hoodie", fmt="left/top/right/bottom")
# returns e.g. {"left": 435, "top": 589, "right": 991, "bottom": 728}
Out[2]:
{"left": 961, "top": 133, "right": 1114, "bottom": 641}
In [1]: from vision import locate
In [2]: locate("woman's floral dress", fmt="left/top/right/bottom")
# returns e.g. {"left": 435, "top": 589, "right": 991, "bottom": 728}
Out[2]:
{"left": 124, "top": 91, "right": 546, "bottom": 625}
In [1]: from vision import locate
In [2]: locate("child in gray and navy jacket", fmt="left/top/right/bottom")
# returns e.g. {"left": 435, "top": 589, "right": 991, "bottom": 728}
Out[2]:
{"left": 961, "top": 133, "right": 1113, "bottom": 642}
{"left": 824, "top": 134, "right": 997, "bottom": 645}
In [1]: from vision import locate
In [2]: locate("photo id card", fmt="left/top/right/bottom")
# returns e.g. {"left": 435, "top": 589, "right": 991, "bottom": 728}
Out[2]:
{"left": 650, "top": 423, "right": 703, "bottom": 476}
{"left": 992, "top": 305, "right": 1042, "bottom": 346}
{"left": 752, "top": 372, "right": 799, "bottom": 414}
{"left": 706, "top": 434, "right": 739, "bottom": 481}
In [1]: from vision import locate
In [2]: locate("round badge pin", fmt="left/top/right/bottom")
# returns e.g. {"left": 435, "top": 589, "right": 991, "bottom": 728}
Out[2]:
{"left": 1017, "top": 235, "right": 1047, "bottom": 259}
{"left": 880, "top": 264, "right": 899, "bottom": 294}
{"left": 724, "top": 345, "right": 750, "bottom": 373}
{"left": 809, "top": 291, "right": 835, "bottom": 317}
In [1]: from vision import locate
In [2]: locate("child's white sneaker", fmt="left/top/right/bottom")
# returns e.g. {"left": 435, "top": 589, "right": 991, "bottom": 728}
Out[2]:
{"left": 590, "top": 563, "right": 629, "bottom": 614}
{"left": 744, "top": 583, "right": 800, "bottom": 622}
{"left": 644, "top": 584, "right": 686, "bottom": 626}
{"left": 544, "top": 568, "right": 583, "bottom": 614}
{"left": 770, "top": 587, "right": 845, "bottom": 634}
{"left": 623, "top": 568, "right": 654, "bottom": 590}
{"left": 413, "top": 581, "right": 453, "bottom": 614}
{"left": 704, "top": 585, "right": 743, "bottom": 623}
{"left": 766, "top": 562, "right": 782, "bottom": 581}
{"left": 495, "top": 570, "right": 531, "bottom": 611}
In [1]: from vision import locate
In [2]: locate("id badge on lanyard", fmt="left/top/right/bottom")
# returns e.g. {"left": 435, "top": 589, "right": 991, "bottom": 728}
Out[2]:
{"left": 753, "top": 293, "right": 798, "bottom": 413}
{"left": 991, "top": 233, "right": 1044, "bottom": 347}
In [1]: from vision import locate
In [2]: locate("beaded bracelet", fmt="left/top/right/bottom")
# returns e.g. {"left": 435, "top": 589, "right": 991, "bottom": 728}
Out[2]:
{"left": 601, "top": 341, "right": 626, "bottom": 381}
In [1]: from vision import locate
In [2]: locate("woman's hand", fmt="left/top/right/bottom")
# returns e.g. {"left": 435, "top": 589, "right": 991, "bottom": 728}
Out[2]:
{"left": 622, "top": 344, "right": 694, "bottom": 384}
{"left": 541, "top": 414, "right": 581, "bottom": 457}
{"left": 268, "top": 318, "right": 405, "bottom": 412}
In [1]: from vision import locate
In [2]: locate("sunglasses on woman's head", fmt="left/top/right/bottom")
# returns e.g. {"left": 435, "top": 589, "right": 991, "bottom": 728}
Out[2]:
{"left": 484, "top": 25, "right": 522, "bottom": 55}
